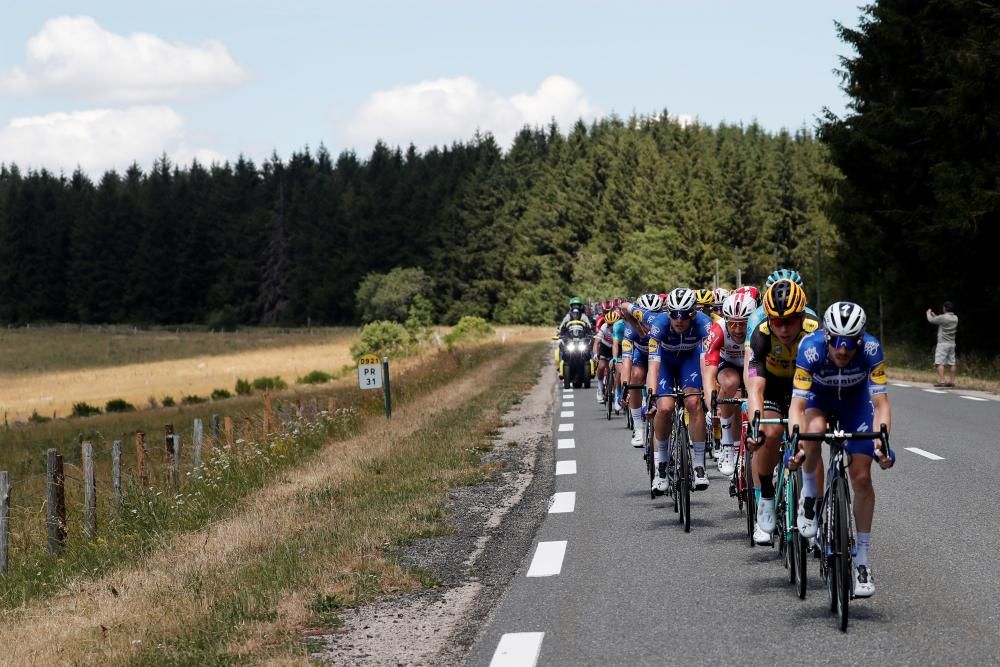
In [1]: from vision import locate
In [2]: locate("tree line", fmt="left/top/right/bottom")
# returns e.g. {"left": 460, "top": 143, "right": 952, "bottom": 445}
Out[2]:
{"left": 0, "top": 0, "right": 995, "bottom": 352}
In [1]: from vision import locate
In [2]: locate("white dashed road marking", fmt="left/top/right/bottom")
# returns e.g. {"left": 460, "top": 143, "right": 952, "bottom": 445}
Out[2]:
{"left": 924, "top": 389, "right": 948, "bottom": 394}
{"left": 555, "top": 460, "right": 577, "bottom": 475}
{"left": 905, "top": 447, "right": 945, "bottom": 461}
{"left": 961, "top": 395, "right": 988, "bottom": 402}
{"left": 557, "top": 438, "right": 575, "bottom": 449}
{"left": 562, "top": 401, "right": 574, "bottom": 407}
{"left": 548, "top": 492, "right": 576, "bottom": 513}
{"left": 891, "top": 382, "right": 912, "bottom": 388}
{"left": 526, "top": 541, "right": 567, "bottom": 577}
{"left": 558, "top": 423, "right": 574, "bottom": 432}
{"left": 490, "top": 632, "right": 545, "bottom": 667}
{"left": 560, "top": 411, "right": 574, "bottom": 418}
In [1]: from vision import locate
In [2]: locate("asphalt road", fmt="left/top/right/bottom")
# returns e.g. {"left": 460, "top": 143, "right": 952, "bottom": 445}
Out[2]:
{"left": 467, "top": 375, "right": 1000, "bottom": 666}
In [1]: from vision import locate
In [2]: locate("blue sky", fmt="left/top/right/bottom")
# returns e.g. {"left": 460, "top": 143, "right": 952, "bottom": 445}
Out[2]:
{"left": 0, "top": 1, "right": 866, "bottom": 175}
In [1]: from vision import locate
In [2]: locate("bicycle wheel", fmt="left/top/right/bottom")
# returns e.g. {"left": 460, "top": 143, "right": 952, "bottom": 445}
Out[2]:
{"left": 646, "top": 420, "right": 656, "bottom": 499}
{"left": 605, "top": 367, "right": 614, "bottom": 420}
{"left": 744, "top": 445, "right": 756, "bottom": 546}
{"left": 792, "top": 469, "right": 807, "bottom": 599}
{"left": 834, "top": 477, "right": 852, "bottom": 632}
{"left": 677, "top": 425, "right": 691, "bottom": 532}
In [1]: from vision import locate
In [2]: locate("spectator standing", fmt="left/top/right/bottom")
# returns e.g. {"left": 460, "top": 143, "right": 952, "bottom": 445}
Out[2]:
{"left": 926, "top": 301, "right": 958, "bottom": 387}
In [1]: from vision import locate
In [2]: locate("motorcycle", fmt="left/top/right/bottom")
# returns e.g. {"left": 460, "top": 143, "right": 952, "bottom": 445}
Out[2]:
{"left": 559, "top": 321, "right": 594, "bottom": 389}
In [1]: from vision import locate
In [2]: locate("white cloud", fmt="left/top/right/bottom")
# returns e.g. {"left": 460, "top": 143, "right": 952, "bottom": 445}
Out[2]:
{"left": 344, "top": 75, "right": 599, "bottom": 150}
{"left": 0, "top": 16, "right": 248, "bottom": 102}
{"left": 0, "top": 106, "right": 224, "bottom": 176}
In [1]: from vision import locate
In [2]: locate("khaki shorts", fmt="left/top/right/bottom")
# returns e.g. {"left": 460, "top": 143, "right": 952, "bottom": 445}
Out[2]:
{"left": 935, "top": 343, "right": 956, "bottom": 366}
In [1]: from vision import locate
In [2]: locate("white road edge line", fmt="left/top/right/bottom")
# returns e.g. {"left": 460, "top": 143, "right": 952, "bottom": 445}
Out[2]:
{"left": 560, "top": 411, "right": 574, "bottom": 418}
{"left": 526, "top": 540, "right": 567, "bottom": 577}
{"left": 549, "top": 491, "right": 576, "bottom": 513}
{"left": 557, "top": 438, "right": 575, "bottom": 449}
{"left": 961, "top": 395, "right": 988, "bottom": 402}
{"left": 558, "top": 423, "right": 574, "bottom": 432}
{"left": 923, "top": 389, "right": 948, "bottom": 394}
{"left": 905, "top": 447, "right": 945, "bottom": 461}
{"left": 555, "top": 460, "right": 577, "bottom": 475}
{"left": 490, "top": 632, "right": 545, "bottom": 667}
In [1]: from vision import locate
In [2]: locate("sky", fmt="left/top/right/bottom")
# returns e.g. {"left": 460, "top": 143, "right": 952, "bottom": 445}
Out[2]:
{"left": 0, "top": 1, "right": 867, "bottom": 176}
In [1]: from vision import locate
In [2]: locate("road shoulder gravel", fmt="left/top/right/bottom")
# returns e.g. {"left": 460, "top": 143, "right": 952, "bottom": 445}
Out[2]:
{"left": 313, "top": 354, "right": 555, "bottom": 665}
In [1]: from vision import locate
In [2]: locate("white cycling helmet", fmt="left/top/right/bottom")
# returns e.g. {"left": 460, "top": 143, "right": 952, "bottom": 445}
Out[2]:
{"left": 711, "top": 287, "right": 730, "bottom": 306}
{"left": 636, "top": 292, "right": 664, "bottom": 312}
{"left": 722, "top": 292, "right": 755, "bottom": 321}
{"left": 823, "top": 301, "right": 867, "bottom": 337}
{"left": 666, "top": 287, "right": 697, "bottom": 312}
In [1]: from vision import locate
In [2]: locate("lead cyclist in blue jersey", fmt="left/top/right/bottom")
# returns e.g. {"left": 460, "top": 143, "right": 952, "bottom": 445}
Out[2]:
{"left": 622, "top": 288, "right": 714, "bottom": 493}
{"left": 789, "top": 301, "right": 894, "bottom": 598}
{"left": 619, "top": 293, "right": 663, "bottom": 447}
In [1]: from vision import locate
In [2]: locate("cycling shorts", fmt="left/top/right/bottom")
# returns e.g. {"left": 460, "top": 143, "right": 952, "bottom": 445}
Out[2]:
{"left": 718, "top": 359, "right": 744, "bottom": 375}
{"left": 803, "top": 391, "right": 878, "bottom": 458}
{"left": 631, "top": 346, "right": 648, "bottom": 368}
{"left": 655, "top": 352, "right": 702, "bottom": 393}
{"left": 763, "top": 379, "right": 793, "bottom": 416}
{"left": 598, "top": 343, "right": 614, "bottom": 361}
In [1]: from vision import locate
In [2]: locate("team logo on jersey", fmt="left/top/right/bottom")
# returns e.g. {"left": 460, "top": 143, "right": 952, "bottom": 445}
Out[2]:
{"left": 793, "top": 368, "right": 812, "bottom": 391}
{"left": 870, "top": 362, "right": 887, "bottom": 385}
{"left": 864, "top": 339, "right": 880, "bottom": 357}
{"left": 648, "top": 339, "right": 659, "bottom": 354}
{"left": 622, "top": 340, "right": 633, "bottom": 353}
{"left": 650, "top": 325, "right": 661, "bottom": 336}
{"left": 804, "top": 346, "right": 820, "bottom": 364}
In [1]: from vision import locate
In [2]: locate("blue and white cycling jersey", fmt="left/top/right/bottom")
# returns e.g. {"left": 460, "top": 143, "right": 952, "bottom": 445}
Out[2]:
{"left": 792, "top": 331, "right": 888, "bottom": 401}
{"left": 630, "top": 307, "right": 713, "bottom": 390}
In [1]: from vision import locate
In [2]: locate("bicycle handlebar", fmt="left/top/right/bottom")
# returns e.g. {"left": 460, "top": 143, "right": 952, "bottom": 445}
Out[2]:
{"left": 791, "top": 424, "right": 893, "bottom": 465}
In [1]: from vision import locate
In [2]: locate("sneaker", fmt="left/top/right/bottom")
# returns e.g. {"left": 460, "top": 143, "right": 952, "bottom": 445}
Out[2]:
{"left": 653, "top": 474, "right": 670, "bottom": 495}
{"left": 753, "top": 523, "right": 772, "bottom": 546}
{"left": 853, "top": 565, "right": 875, "bottom": 597}
{"left": 614, "top": 400, "right": 622, "bottom": 413}
{"left": 718, "top": 446, "right": 735, "bottom": 476}
{"left": 597, "top": 392, "right": 606, "bottom": 404}
{"left": 631, "top": 429, "right": 644, "bottom": 448}
{"left": 756, "top": 498, "right": 776, "bottom": 533}
{"left": 693, "top": 466, "right": 709, "bottom": 490}
{"left": 797, "top": 496, "right": 818, "bottom": 539}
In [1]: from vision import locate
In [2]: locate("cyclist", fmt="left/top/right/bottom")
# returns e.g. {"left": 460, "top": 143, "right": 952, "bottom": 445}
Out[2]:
{"left": 703, "top": 291, "right": 755, "bottom": 475}
{"left": 789, "top": 301, "right": 893, "bottom": 597}
{"left": 745, "top": 269, "right": 815, "bottom": 346}
{"left": 746, "top": 279, "right": 819, "bottom": 545}
{"left": 710, "top": 288, "right": 730, "bottom": 322}
{"left": 592, "top": 309, "right": 619, "bottom": 404}
{"left": 620, "top": 293, "right": 662, "bottom": 447}
{"left": 695, "top": 289, "right": 715, "bottom": 319}
{"left": 610, "top": 308, "right": 629, "bottom": 413}
{"left": 624, "top": 288, "right": 714, "bottom": 492}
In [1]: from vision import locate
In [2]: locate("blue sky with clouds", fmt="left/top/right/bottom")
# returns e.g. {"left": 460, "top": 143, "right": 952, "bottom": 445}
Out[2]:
{"left": 0, "top": 1, "right": 866, "bottom": 175}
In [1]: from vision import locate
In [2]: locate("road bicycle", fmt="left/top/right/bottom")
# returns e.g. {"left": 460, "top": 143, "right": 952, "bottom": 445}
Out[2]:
{"left": 604, "top": 360, "right": 618, "bottom": 420}
{"left": 791, "top": 423, "right": 892, "bottom": 632}
{"left": 714, "top": 395, "right": 756, "bottom": 545}
{"left": 622, "top": 383, "right": 645, "bottom": 431}
{"left": 649, "top": 389, "right": 702, "bottom": 532}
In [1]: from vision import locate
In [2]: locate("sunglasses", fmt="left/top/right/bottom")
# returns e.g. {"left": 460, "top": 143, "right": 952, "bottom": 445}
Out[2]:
{"left": 668, "top": 310, "right": 693, "bottom": 320}
{"left": 768, "top": 315, "right": 803, "bottom": 328}
{"left": 826, "top": 334, "right": 862, "bottom": 350}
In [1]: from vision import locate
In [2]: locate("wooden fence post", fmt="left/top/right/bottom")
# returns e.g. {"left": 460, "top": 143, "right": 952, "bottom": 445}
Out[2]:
{"left": 46, "top": 449, "right": 66, "bottom": 555}
{"left": 224, "top": 416, "right": 234, "bottom": 449}
{"left": 112, "top": 440, "right": 122, "bottom": 513}
{"left": 211, "top": 414, "right": 221, "bottom": 443}
{"left": 82, "top": 442, "right": 97, "bottom": 539}
{"left": 136, "top": 431, "right": 148, "bottom": 487}
{"left": 263, "top": 391, "right": 273, "bottom": 434}
{"left": 164, "top": 424, "right": 175, "bottom": 462}
{"left": 0, "top": 471, "right": 9, "bottom": 575}
{"left": 170, "top": 434, "right": 181, "bottom": 485}
{"left": 192, "top": 418, "right": 203, "bottom": 474}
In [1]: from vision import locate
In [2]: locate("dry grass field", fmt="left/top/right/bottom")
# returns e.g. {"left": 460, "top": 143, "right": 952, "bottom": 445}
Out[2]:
{"left": 0, "top": 326, "right": 359, "bottom": 420}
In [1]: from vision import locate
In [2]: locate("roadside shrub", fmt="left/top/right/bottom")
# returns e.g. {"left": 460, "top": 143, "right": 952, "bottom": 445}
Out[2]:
{"left": 211, "top": 388, "right": 233, "bottom": 400}
{"left": 252, "top": 376, "right": 288, "bottom": 392}
{"left": 205, "top": 304, "right": 240, "bottom": 332}
{"left": 105, "top": 398, "right": 136, "bottom": 413}
{"left": 161, "top": 396, "right": 176, "bottom": 407}
{"left": 443, "top": 316, "right": 495, "bottom": 349}
{"left": 355, "top": 267, "right": 434, "bottom": 323}
{"left": 235, "top": 378, "right": 252, "bottom": 396}
{"left": 28, "top": 409, "right": 51, "bottom": 424}
{"left": 71, "top": 402, "right": 102, "bottom": 418}
{"left": 297, "top": 370, "right": 333, "bottom": 385}
{"left": 350, "top": 320, "right": 415, "bottom": 361}
{"left": 181, "top": 395, "right": 208, "bottom": 405}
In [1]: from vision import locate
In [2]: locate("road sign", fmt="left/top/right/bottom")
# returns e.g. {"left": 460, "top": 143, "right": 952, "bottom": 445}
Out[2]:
{"left": 358, "top": 355, "right": 383, "bottom": 390}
